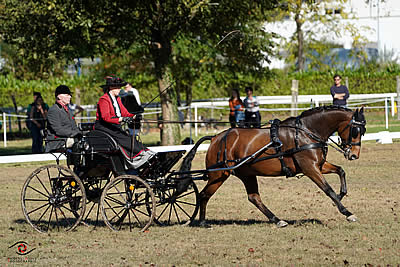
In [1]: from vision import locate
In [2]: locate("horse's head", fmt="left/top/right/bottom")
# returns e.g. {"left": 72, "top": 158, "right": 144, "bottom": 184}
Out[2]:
{"left": 337, "top": 107, "right": 366, "bottom": 160}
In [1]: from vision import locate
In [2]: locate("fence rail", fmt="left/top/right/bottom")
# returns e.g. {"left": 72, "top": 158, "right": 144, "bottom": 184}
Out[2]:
{"left": 1, "top": 93, "right": 399, "bottom": 147}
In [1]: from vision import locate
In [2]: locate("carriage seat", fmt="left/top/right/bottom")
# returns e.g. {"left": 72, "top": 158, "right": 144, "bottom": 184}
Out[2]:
{"left": 79, "top": 122, "right": 95, "bottom": 132}
{"left": 84, "top": 130, "right": 120, "bottom": 153}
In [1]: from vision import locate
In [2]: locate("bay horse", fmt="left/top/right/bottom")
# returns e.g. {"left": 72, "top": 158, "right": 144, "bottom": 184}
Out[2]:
{"left": 180, "top": 106, "right": 366, "bottom": 227}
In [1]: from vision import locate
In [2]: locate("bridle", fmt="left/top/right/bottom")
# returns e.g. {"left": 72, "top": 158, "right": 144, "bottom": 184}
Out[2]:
{"left": 329, "top": 116, "right": 366, "bottom": 158}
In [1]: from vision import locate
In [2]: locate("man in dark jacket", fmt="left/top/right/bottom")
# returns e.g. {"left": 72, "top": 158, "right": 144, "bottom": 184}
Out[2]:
{"left": 330, "top": 74, "right": 350, "bottom": 107}
{"left": 45, "top": 85, "right": 81, "bottom": 152}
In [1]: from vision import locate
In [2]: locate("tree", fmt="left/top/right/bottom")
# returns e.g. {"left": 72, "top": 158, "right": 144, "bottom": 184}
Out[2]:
{"left": 0, "top": 0, "right": 281, "bottom": 144}
{"left": 269, "top": 0, "right": 369, "bottom": 71}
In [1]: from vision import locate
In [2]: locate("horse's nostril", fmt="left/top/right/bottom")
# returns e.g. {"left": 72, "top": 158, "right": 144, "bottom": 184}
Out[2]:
{"left": 350, "top": 155, "right": 357, "bottom": 160}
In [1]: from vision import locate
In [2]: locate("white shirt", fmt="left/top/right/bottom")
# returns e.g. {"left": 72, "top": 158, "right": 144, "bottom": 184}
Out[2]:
{"left": 109, "top": 94, "right": 121, "bottom": 117}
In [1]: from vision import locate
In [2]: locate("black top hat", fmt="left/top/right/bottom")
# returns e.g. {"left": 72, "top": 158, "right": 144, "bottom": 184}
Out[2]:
{"left": 100, "top": 76, "right": 127, "bottom": 90}
{"left": 55, "top": 85, "right": 72, "bottom": 97}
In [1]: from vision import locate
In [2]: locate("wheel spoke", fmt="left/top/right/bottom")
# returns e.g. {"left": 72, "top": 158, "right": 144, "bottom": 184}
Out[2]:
{"left": 172, "top": 202, "right": 181, "bottom": 224}
{"left": 129, "top": 208, "right": 144, "bottom": 228}
{"left": 24, "top": 198, "right": 48, "bottom": 202}
{"left": 27, "top": 202, "right": 50, "bottom": 215}
{"left": 174, "top": 202, "right": 192, "bottom": 219}
{"left": 35, "top": 174, "right": 51, "bottom": 196}
{"left": 36, "top": 204, "right": 51, "bottom": 222}
{"left": 27, "top": 185, "right": 49, "bottom": 199}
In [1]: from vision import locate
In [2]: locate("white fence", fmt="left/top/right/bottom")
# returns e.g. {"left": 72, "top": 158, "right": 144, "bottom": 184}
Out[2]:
{"left": 1, "top": 93, "right": 399, "bottom": 147}
{"left": 0, "top": 131, "right": 399, "bottom": 164}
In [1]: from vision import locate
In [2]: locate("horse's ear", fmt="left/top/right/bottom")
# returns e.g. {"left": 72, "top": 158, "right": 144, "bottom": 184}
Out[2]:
{"left": 354, "top": 108, "right": 359, "bottom": 117}
{"left": 360, "top": 107, "right": 364, "bottom": 114}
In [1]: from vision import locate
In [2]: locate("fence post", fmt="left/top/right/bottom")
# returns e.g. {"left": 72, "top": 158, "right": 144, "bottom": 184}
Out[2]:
{"left": 75, "top": 87, "right": 81, "bottom": 123}
{"left": 2, "top": 112, "right": 7, "bottom": 147}
{"left": 385, "top": 98, "right": 389, "bottom": 129}
{"left": 194, "top": 105, "right": 198, "bottom": 137}
{"left": 291, "top": 80, "right": 299, "bottom": 117}
{"left": 397, "top": 76, "right": 400, "bottom": 120}
{"left": 345, "top": 77, "right": 349, "bottom": 90}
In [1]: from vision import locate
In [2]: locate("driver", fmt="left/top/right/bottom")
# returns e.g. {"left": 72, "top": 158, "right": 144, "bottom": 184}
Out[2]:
{"left": 94, "top": 75, "right": 156, "bottom": 169}
{"left": 45, "top": 85, "right": 81, "bottom": 152}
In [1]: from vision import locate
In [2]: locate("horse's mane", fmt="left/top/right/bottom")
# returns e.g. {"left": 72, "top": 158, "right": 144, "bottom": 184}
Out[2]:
{"left": 298, "top": 105, "right": 352, "bottom": 118}
{"left": 280, "top": 105, "right": 352, "bottom": 125}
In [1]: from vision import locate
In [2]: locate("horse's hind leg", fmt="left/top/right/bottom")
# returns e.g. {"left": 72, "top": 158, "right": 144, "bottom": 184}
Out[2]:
{"left": 238, "top": 175, "right": 288, "bottom": 228}
{"left": 321, "top": 161, "right": 347, "bottom": 201}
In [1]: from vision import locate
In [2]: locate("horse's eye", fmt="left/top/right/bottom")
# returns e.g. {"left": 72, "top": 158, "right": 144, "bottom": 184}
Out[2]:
{"left": 351, "top": 127, "right": 360, "bottom": 138}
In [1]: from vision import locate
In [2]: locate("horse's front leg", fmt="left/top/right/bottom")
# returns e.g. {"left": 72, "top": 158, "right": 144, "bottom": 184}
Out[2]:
{"left": 304, "top": 165, "right": 357, "bottom": 222}
{"left": 321, "top": 161, "right": 347, "bottom": 201}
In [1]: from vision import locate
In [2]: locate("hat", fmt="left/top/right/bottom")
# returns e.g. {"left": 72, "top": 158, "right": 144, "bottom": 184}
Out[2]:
{"left": 55, "top": 85, "right": 72, "bottom": 97}
{"left": 100, "top": 76, "right": 127, "bottom": 90}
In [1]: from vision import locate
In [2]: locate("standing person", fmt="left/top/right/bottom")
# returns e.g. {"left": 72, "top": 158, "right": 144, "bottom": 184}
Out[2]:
{"left": 119, "top": 82, "right": 143, "bottom": 136}
{"left": 29, "top": 94, "right": 48, "bottom": 153}
{"left": 228, "top": 89, "right": 244, "bottom": 128}
{"left": 330, "top": 74, "right": 349, "bottom": 107}
{"left": 95, "top": 76, "right": 156, "bottom": 169}
{"left": 243, "top": 86, "right": 261, "bottom": 128}
{"left": 46, "top": 85, "right": 82, "bottom": 152}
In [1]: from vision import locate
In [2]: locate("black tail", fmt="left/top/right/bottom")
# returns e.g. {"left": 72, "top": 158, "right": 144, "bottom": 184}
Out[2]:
{"left": 179, "top": 135, "right": 214, "bottom": 173}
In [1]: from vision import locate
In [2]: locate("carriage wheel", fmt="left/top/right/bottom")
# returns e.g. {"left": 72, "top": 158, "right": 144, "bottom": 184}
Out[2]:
{"left": 21, "top": 164, "right": 86, "bottom": 233}
{"left": 100, "top": 175, "right": 155, "bottom": 232}
{"left": 81, "top": 171, "right": 114, "bottom": 226}
{"left": 148, "top": 179, "right": 199, "bottom": 226}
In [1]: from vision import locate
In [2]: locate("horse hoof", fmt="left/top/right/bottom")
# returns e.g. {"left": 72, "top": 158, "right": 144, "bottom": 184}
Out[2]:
{"left": 347, "top": 215, "right": 358, "bottom": 222}
{"left": 276, "top": 220, "right": 288, "bottom": 228}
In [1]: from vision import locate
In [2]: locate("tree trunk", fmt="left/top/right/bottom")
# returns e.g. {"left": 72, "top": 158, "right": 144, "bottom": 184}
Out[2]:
{"left": 152, "top": 32, "right": 181, "bottom": 146}
{"left": 183, "top": 84, "right": 193, "bottom": 131}
{"left": 295, "top": 12, "right": 304, "bottom": 71}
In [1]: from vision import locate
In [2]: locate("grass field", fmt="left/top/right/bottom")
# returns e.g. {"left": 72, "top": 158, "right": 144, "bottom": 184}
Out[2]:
{"left": 1, "top": 142, "right": 399, "bottom": 266}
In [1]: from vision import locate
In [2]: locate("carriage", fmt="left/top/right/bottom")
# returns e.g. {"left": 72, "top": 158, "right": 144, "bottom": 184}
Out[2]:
{"left": 21, "top": 122, "right": 205, "bottom": 233}
{"left": 21, "top": 106, "right": 367, "bottom": 233}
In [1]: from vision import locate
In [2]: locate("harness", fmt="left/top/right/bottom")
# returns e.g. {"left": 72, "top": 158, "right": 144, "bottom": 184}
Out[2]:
{"left": 255, "top": 118, "right": 328, "bottom": 177}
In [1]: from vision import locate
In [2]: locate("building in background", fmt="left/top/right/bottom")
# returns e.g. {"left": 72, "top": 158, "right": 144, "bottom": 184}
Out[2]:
{"left": 265, "top": 0, "right": 400, "bottom": 69}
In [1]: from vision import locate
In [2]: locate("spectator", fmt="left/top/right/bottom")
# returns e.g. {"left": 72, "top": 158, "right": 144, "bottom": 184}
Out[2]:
{"left": 330, "top": 74, "right": 349, "bottom": 108}
{"left": 119, "top": 82, "right": 143, "bottom": 136}
{"left": 29, "top": 94, "right": 48, "bottom": 153}
{"left": 243, "top": 86, "right": 261, "bottom": 128}
{"left": 45, "top": 85, "right": 81, "bottom": 152}
{"left": 228, "top": 89, "right": 244, "bottom": 128}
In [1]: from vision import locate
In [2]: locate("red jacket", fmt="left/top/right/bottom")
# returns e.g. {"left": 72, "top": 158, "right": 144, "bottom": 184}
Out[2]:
{"left": 96, "top": 93, "right": 134, "bottom": 125}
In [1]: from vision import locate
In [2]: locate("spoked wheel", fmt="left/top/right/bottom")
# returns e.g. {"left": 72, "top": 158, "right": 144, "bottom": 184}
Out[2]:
{"left": 149, "top": 179, "right": 199, "bottom": 226}
{"left": 21, "top": 164, "right": 86, "bottom": 233}
{"left": 81, "top": 173, "right": 112, "bottom": 227}
{"left": 100, "top": 175, "right": 155, "bottom": 232}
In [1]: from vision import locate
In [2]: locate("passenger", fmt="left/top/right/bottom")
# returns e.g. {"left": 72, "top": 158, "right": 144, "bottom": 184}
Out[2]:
{"left": 45, "top": 85, "right": 81, "bottom": 152}
{"left": 94, "top": 75, "right": 156, "bottom": 169}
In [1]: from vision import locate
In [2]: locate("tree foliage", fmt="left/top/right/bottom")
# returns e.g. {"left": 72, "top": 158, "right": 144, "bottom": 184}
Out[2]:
{"left": 268, "top": 0, "right": 370, "bottom": 71}
{"left": 1, "top": 0, "right": 281, "bottom": 144}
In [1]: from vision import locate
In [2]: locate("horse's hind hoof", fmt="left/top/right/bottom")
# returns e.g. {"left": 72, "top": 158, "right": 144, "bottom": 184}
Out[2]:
{"left": 276, "top": 220, "right": 288, "bottom": 228}
{"left": 347, "top": 215, "right": 358, "bottom": 222}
